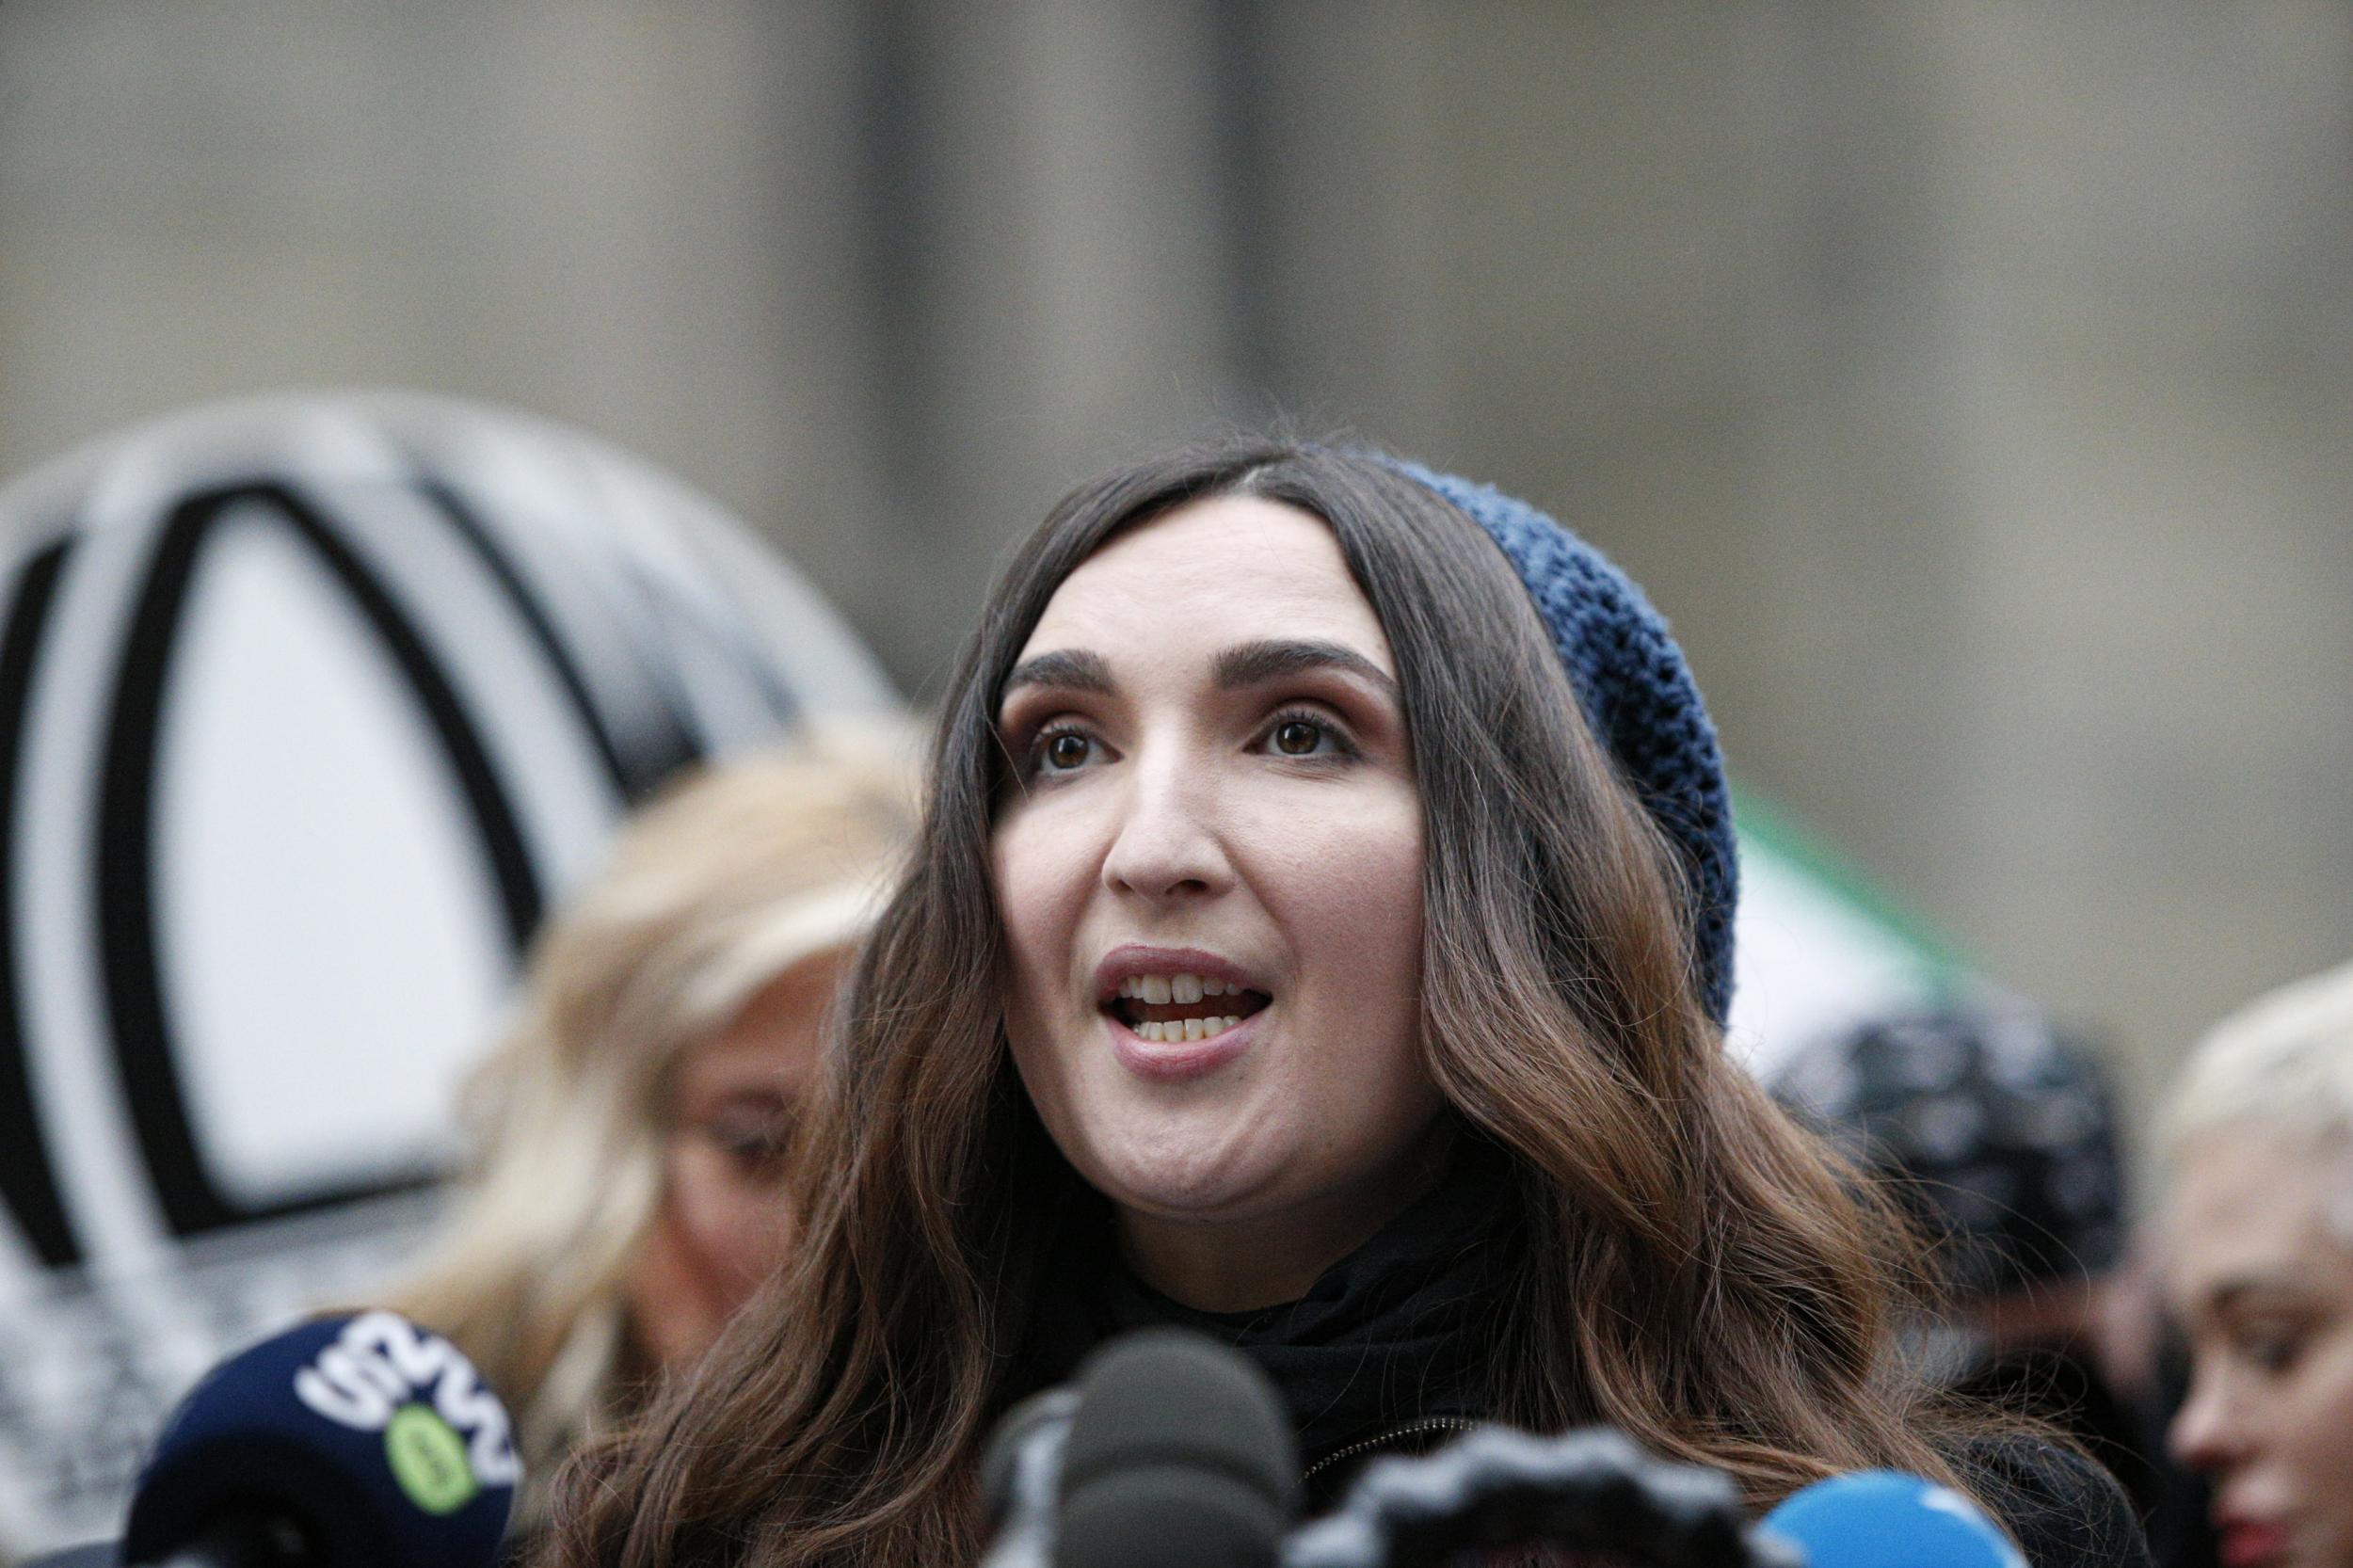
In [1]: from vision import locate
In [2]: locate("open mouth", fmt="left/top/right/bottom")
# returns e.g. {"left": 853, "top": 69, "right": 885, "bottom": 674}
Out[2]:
{"left": 1104, "top": 971, "right": 1273, "bottom": 1045}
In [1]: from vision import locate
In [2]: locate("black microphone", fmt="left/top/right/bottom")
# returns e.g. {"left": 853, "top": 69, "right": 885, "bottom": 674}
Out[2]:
{"left": 1283, "top": 1424, "right": 1796, "bottom": 1568}
{"left": 1054, "top": 1329, "right": 1300, "bottom": 1568}
{"left": 31, "top": 1310, "right": 520, "bottom": 1568}
{"left": 976, "top": 1329, "right": 1299, "bottom": 1568}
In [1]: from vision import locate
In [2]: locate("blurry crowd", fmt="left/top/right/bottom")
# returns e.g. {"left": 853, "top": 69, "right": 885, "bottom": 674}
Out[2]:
{"left": 0, "top": 401, "right": 2345, "bottom": 1568}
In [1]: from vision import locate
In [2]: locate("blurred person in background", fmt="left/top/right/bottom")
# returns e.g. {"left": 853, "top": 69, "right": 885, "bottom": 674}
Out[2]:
{"left": 2159, "top": 960, "right": 2353, "bottom": 1568}
{"left": 383, "top": 727, "right": 914, "bottom": 1527}
{"left": 1773, "top": 1000, "right": 2153, "bottom": 1486}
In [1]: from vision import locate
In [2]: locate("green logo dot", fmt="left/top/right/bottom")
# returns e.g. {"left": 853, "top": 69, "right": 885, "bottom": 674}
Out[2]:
{"left": 385, "top": 1402, "right": 479, "bottom": 1515}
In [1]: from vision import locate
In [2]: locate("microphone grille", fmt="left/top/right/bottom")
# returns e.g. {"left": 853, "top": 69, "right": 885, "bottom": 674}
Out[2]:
{"left": 1054, "top": 1329, "right": 1298, "bottom": 1568}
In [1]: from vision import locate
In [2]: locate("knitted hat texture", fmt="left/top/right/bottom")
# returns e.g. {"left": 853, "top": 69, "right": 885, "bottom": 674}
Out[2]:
{"left": 1391, "top": 459, "right": 1738, "bottom": 1025}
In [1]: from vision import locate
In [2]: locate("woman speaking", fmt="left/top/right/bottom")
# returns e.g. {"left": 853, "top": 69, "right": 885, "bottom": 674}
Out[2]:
{"left": 538, "top": 440, "right": 2142, "bottom": 1568}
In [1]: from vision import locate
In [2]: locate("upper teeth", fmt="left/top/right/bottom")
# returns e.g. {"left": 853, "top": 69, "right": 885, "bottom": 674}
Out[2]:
{"left": 1117, "top": 972, "right": 1233, "bottom": 1003}
{"left": 1133, "top": 1016, "right": 1243, "bottom": 1044}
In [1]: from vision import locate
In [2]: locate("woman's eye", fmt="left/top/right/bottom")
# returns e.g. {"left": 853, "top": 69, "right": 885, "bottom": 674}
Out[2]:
{"left": 1037, "top": 728, "right": 1095, "bottom": 773}
{"left": 710, "top": 1122, "right": 792, "bottom": 1178}
{"left": 2232, "top": 1322, "right": 2307, "bottom": 1374}
{"left": 687, "top": 1099, "right": 796, "bottom": 1180}
{"left": 2244, "top": 1335, "right": 2302, "bottom": 1374}
{"left": 1264, "top": 712, "right": 1350, "bottom": 758}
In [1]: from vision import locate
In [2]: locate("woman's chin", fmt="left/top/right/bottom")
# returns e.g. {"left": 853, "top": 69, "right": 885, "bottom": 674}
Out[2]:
{"left": 1081, "top": 1138, "right": 1286, "bottom": 1222}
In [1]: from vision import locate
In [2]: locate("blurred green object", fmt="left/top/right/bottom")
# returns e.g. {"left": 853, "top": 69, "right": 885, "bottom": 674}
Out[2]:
{"left": 1728, "top": 788, "right": 1967, "bottom": 1084}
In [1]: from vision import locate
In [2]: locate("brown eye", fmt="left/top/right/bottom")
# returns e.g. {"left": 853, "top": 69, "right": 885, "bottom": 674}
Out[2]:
{"left": 1045, "top": 731, "right": 1092, "bottom": 771}
{"left": 1273, "top": 719, "right": 1323, "bottom": 756}
{"left": 716, "top": 1126, "right": 792, "bottom": 1179}
{"left": 693, "top": 1099, "right": 797, "bottom": 1182}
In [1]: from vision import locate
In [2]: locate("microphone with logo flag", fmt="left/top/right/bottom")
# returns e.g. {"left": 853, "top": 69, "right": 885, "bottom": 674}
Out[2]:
{"left": 28, "top": 1309, "right": 520, "bottom": 1568}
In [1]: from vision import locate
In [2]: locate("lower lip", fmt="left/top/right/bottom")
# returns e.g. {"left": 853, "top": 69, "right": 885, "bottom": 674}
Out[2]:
{"left": 1104, "top": 1008, "right": 1259, "bottom": 1081}
{"left": 2218, "top": 1523, "right": 2290, "bottom": 1568}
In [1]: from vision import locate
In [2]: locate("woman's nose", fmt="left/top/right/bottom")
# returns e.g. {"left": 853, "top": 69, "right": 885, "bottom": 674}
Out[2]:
{"left": 2169, "top": 1364, "right": 2249, "bottom": 1475}
{"left": 1099, "top": 746, "right": 1231, "bottom": 901}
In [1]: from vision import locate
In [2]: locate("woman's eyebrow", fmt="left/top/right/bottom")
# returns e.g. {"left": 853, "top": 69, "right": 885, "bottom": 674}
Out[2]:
{"left": 1001, "top": 648, "right": 1114, "bottom": 698}
{"left": 1212, "top": 638, "right": 1398, "bottom": 699}
{"left": 2204, "top": 1275, "right": 2317, "bottom": 1316}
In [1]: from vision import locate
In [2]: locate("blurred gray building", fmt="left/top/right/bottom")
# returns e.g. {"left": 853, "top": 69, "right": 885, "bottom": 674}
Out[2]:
{"left": 3, "top": 0, "right": 2349, "bottom": 1124}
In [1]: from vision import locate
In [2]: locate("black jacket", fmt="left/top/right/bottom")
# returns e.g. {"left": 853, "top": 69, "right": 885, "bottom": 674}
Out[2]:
{"left": 1018, "top": 1146, "right": 2153, "bottom": 1568}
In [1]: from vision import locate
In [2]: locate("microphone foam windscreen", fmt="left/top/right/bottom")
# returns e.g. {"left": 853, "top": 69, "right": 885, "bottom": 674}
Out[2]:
{"left": 1054, "top": 1328, "right": 1299, "bottom": 1568}
{"left": 122, "top": 1312, "right": 519, "bottom": 1568}
{"left": 1762, "top": 1471, "right": 2027, "bottom": 1568}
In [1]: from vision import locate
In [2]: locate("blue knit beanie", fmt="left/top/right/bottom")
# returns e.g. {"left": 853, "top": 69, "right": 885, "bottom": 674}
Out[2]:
{"left": 1389, "top": 459, "right": 1739, "bottom": 1027}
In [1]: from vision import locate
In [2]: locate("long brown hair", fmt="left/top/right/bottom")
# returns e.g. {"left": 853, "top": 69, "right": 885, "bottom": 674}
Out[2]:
{"left": 541, "top": 439, "right": 1963, "bottom": 1568}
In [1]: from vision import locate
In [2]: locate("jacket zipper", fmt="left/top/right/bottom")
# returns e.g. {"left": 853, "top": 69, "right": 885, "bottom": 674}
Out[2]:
{"left": 1302, "top": 1416, "right": 1480, "bottom": 1484}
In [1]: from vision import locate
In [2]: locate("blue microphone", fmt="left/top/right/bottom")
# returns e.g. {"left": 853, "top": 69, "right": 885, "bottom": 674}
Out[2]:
{"left": 1762, "top": 1471, "right": 2026, "bottom": 1568}
{"left": 107, "top": 1310, "right": 520, "bottom": 1568}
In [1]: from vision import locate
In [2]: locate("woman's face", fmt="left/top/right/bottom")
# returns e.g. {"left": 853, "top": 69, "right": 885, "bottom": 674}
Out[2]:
{"left": 990, "top": 495, "right": 1441, "bottom": 1304}
{"left": 626, "top": 947, "right": 841, "bottom": 1371}
{"left": 2165, "top": 1127, "right": 2353, "bottom": 1568}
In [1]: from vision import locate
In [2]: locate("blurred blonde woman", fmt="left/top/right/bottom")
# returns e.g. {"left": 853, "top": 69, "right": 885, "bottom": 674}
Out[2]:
{"left": 2160, "top": 959, "right": 2353, "bottom": 1568}
{"left": 383, "top": 727, "right": 914, "bottom": 1521}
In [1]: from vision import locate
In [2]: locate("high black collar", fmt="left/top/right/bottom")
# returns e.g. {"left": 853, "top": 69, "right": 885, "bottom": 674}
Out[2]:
{"left": 1017, "top": 1138, "right": 1517, "bottom": 1464}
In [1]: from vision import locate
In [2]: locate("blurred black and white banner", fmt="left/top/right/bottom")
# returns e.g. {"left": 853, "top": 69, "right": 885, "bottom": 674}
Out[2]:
{"left": 0, "top": 393, "right": 893, "bottom": 1554}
